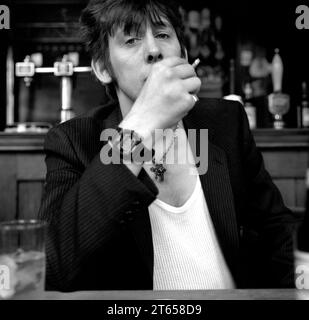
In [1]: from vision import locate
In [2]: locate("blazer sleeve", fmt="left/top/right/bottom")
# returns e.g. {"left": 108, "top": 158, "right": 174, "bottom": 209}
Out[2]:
{"left": 238, "top": 103, "right": 296, "bottom": 288}
{"left": 38, "top": 125, "right": 158, "bottom": 291}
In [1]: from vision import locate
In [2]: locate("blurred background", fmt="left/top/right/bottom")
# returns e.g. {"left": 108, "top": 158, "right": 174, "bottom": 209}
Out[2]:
{"left": 0, "top": 0, "right": 308, "bottom": 128}
{"left": 0, "top": 0, "right": 308, "bottom": 226}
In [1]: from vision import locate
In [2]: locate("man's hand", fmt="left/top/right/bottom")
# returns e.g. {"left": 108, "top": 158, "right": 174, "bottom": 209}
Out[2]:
{"left": 120, "top": 57, "right": 201, "bottom": 143}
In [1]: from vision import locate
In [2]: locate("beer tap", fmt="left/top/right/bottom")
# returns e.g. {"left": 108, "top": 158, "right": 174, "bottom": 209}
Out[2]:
{"left": 13, "top": 52, "right": 92, "bottom": 128}
{"left": 15, "top": 53, "right": 43, "bottom": 87}
{"left": 55, "top": 54, "right": 76, "bottom": 123}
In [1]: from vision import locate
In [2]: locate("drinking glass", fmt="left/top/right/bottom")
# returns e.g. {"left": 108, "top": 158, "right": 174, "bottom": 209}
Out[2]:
{"left": 0, "top": 220, "right": 46, "bottom": 299}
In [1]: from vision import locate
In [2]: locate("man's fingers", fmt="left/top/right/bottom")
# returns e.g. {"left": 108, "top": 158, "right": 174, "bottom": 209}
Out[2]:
{"left": 182, "top": 77, "right": 201, "bottom": 94}
{"left": 174, "top": 64, "right": 196, "bottom": 79}
{"left": 160, "top": 56, "right": 188, "bottom": 68}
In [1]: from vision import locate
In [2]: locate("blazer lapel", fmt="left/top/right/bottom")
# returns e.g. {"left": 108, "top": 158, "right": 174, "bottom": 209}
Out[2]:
{"left": 100, "top": 101, "right": 122, "bottom": 130}
{"left": 183, "top": 102, "right": 240, "bottom": 278}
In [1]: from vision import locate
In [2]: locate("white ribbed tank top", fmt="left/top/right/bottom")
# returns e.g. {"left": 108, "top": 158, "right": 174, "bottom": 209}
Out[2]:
{"left": 148, "top": 176, "right": 235, "bottom": 290}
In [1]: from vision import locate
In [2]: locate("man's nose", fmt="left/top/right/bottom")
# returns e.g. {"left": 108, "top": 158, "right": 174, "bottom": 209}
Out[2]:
{"left": 145, "top": 36, "right": 163, "bottom": 64}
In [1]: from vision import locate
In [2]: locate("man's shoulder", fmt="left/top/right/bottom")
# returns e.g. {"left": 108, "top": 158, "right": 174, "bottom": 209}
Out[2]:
{"left": 187, "top": 97, "right": 251, "bottom": 155}
{"left": 47, "top": 100, "right": 119, "bottom": 138}
{"left": 196, "top": 97, "right": 242, "bottom": 116}
{"left": 43, "top": 100, "right": 120, "bottom": 159}
{"left": 188, "top": 97, "right": 245, "bottom": 132}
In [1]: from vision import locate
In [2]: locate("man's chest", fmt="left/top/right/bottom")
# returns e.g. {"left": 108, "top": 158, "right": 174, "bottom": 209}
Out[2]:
{"left": 144, "top": 163, "right": 198, "bottom": 207}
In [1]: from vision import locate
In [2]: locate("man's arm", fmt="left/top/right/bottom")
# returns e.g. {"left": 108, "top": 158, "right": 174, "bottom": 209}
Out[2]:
{"left": 38, "top": 125, "right": 158, "bottom": 291}
{"left": 238, "top": 103, "right": 296, "bottom": 288}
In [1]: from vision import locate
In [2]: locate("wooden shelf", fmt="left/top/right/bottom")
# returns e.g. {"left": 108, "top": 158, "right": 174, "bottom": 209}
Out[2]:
{"left": 253, "top": 129, "right": 309, "bottom": 149}
{"left": 0, "top": 132, "right": 45, "bottom": 152}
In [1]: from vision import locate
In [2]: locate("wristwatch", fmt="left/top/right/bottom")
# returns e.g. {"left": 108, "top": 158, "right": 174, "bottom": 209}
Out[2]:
{"left": 108, "top": 127, "right": 153, "bottom": 163}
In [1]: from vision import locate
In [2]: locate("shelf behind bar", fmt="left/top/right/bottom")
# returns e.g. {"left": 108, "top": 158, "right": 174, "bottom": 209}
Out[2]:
{"left": 253, "top": 129, "right": 309, "bottom": 149}
{"left": 0, "top": 132, "right": 45, "bottom": 152}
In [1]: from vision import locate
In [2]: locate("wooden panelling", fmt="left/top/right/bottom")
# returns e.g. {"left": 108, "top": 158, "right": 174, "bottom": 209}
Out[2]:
{"left": 16, "top": 154, "right": 46, "bottom": 180}
{"left": 272, "top": 179, "right": 296, "bottom": 208}
{"left": 262, "top": 151, "right": 308, "bottom": 179}
{"left": 0, "top": 134, "right": 46, "bottom": 221}
{"left": 0, "top": 155, "right": 17, "bottom": 221}
{"left": 254, "top": 129, "right": 309, "bottom": 215}
{"left": 18, "top": 181, "right": 44, "bottom": 220}
{"left": 0, "top": 153, "right": 46, "bottom": 221}
{"left": 296, "top": 179, "right": 307, "bottom": 208}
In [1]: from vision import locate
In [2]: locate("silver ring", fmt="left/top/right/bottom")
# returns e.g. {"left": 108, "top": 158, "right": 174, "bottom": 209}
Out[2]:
{"left": 192, "top": 94, "right": 199, "bottom": 103}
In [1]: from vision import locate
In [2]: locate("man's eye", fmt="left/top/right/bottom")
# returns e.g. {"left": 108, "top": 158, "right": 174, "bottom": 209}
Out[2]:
{"left": 156, "top": 33, "right": 169, "bottom": 39}
{"left": 125, "top": 38, "right": 139, "bottom": 45}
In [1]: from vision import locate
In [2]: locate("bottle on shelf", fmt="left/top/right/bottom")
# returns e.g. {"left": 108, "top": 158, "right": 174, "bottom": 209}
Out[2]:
{"left": 223, "top": 59, "right": 243, "bottom": 104}
{"left": 301, "top": 82, "right": 309, "bottom": 128}
{"left": 243, "top": 82, "right": 256, "bottom": 129}
{"left": 268, "top": 48, "right": 290, "bottom": 129}
{"left": 271, "top": 48, "right": 283, "bottom": 93}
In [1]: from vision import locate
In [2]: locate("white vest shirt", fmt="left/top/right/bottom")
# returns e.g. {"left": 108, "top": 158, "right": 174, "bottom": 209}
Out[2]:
{"left": 148, "top": 176, "right": 235, "bottom": 290}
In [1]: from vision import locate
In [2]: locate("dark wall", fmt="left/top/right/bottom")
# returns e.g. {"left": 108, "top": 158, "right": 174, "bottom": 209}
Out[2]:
{"left": 181, "top": 0, "right": 309, "bottom": 100}
{"left": 180, "top": 0, "right": 309, "bottom": 127}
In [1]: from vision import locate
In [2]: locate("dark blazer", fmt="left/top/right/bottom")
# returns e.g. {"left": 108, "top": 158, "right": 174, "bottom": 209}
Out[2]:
{"left": 38, "top": 98, "right": 296, "bottom": 291}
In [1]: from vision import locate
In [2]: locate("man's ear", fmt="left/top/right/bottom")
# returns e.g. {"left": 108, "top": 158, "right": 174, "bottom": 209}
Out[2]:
{"left": 91, "top": 59, "right": 112, "bottom": 84}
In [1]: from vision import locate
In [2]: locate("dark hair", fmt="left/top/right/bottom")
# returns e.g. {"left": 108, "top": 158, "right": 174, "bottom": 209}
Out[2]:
{"left": 80, "top": 0, "right": 186, "bottom": 99}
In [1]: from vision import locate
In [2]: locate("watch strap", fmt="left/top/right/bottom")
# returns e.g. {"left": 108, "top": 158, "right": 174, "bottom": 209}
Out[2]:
{"left": 108, "top": 127, "right": 154, "bottom": 163}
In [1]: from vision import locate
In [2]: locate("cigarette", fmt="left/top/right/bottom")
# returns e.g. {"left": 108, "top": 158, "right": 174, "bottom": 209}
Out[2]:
{"left": 192, "top": 58, "right": 200, "bottom": 69}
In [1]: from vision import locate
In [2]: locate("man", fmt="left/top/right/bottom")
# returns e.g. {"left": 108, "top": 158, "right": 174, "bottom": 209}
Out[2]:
{"left": 39, "top": 0, "right": 295, "bottom": 291}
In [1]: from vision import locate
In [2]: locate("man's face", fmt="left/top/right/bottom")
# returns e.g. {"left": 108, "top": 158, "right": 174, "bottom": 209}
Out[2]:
{"left": 107, "top": 19, "right": 182, "bottom": 108}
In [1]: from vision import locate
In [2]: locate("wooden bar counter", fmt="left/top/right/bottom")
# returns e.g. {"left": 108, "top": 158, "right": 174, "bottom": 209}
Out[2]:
{"left": 0, "top": 129, "right": 308, "bottom": 222}
{"left": 0, "top": 133, "right": 46, "bottom": 221}
{"left": 12, "top": 289, "right": 309, "bottom": 300}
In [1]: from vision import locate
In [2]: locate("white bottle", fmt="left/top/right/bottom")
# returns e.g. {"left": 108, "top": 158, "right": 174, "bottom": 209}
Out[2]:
{"left": 271, "top": 48, "right": 283, "bottom": 93}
